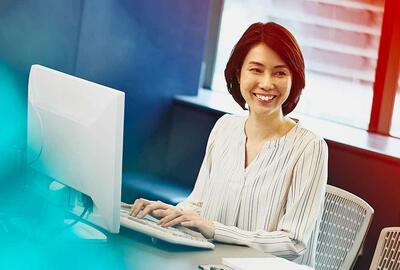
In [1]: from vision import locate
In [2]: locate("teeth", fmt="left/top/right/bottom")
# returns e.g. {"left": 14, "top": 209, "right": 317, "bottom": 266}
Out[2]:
{"left": 255, "top": 94, "right": 275, "bottom": 101}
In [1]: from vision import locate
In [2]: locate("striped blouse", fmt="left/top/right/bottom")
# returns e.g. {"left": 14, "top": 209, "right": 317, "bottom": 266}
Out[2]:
{"left": 177, "top": 114, "right": 328, "bottom": 267}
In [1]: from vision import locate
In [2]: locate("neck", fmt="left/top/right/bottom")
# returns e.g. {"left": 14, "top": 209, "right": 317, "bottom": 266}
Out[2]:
{"left": 245, "top": 110, "right": 292, "bottom": 142}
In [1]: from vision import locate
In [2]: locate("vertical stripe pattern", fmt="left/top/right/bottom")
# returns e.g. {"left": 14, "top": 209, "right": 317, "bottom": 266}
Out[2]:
{"left": 177, "top": 114, "right": 328, "bottom": 267}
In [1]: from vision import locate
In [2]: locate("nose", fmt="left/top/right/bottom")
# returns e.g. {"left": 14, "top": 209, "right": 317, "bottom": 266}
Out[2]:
{"left": 258, "top": 73, "right": 274, "bottom": 90}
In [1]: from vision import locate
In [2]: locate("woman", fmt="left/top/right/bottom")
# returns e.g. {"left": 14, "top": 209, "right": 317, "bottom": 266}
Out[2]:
{"left": 127, "top": 22, "right": 328, "bottom": 267}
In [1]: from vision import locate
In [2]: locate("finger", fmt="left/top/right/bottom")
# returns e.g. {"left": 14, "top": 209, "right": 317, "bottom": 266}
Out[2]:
{"left": 158, "top": 210, "right": 182, "bottom": 225}
{"left": 155, "top": 200, "right": 169, "bottom": 209}
{"left": 121, "top": 202, "right": 132, "bottom": 208}
{"left": 130, "top": 198, "right": 150, "bottom": 217}
{"left": 155, "top": 200, "right": 173, "bottom": 210}
{"left": 129, "top": 198, "right": 145, "bottom": 216}
{"left": 136, "top": 203, "right": 154, "bottom": 218}
{"left": 152, "top": 209, "right": 168, "bottom": 218}
{"left": 137, "top": 201, "right": 168, "bottom": 219}
{"left": 163, "top": 214, "right": 191, "bottom": 227}
{"left": 158, "top": 209, "right": 176, "bottom": 224}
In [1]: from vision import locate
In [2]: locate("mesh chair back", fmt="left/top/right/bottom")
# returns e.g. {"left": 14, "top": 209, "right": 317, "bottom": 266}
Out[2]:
{"left": 369, "top": 227, "right": 400, "bottom": 270}
{"left": 315, "top": 185, "right": 374, "bottom": 270}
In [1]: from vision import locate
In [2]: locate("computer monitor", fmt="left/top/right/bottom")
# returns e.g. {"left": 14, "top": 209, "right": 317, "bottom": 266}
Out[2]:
{"left": 27, "top": 64, "right": 124, "bottom": 235}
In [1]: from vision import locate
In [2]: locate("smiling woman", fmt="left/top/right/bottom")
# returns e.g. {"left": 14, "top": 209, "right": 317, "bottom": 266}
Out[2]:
{"left": 224, "top": 22, "right": 307, "bottom": 167}
{"left": 238, "top": 43, "right": 292, "bottom": 117}
{"left": 225, "top": 22, "right": 305, "bottom": 116}
{"left": 127, "top": 22, "right": 328, "bottom": 268}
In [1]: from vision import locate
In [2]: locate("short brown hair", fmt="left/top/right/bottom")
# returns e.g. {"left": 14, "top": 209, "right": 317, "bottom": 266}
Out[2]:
{"left": 224, "top": 22, "right": 305, "bottom": 115}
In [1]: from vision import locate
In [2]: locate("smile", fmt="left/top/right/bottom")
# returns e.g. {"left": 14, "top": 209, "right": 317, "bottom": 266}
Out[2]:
{"left": 254, "top": 93, "right": 277, "bottom": 102}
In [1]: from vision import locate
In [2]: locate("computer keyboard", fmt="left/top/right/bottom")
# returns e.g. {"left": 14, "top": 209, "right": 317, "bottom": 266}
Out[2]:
{"left": 120, "top": 206, "right": 215, "bottom": 249}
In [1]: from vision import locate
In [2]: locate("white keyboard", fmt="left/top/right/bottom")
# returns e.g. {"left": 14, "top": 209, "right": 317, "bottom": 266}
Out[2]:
{"left": 120, "top": 206, "right": 215, "bottom": 249}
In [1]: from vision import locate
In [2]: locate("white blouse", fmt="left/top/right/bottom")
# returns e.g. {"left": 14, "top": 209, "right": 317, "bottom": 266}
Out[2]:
{"left": 177, "top": 114, "right": 328, "bottom": 267}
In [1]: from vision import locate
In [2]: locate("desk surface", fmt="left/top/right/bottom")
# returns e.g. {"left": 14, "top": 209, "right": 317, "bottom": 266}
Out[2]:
{"left": 110, "top": 227, "right": 266, "bottom": 269}
{"left": 2, "top": 220, "right": 266, "bottom": 270}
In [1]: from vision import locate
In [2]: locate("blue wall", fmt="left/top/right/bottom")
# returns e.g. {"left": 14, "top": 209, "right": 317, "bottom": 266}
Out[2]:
{"left": 0, "top": 0, "right": 212, "bottom": 180}
{"left": 74, "top": 0, "right": 212, "bottom": 174}
{"left": 0, "top": 0, "right": 82, "bottom": 74}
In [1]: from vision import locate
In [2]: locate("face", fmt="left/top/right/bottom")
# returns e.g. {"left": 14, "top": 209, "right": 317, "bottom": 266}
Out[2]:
{"left": 238, "top": 42, "right": 292, "bottom": 118}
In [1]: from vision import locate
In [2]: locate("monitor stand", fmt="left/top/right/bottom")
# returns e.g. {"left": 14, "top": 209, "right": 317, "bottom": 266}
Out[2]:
{"left": 2, "top": 173, "right": 109, "bottom": 242}
{"left": 50, "top": 181, "right": 107, "bottom": 242}
{"left": 61, "top": 219, "right": 107, "bottom": 241}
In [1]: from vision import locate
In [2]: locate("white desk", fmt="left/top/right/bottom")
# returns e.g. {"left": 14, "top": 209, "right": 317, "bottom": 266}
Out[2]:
{"left": 1, "top": 224, "right": 267, "bottom": 270}
{"left": 111, "top": 227, "right": 268, "bottom": 269}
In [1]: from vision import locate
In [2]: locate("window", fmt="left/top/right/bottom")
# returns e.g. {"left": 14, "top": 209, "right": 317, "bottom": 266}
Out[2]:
{"left": 210, "top": 0, "right": 385, "bottom": 130}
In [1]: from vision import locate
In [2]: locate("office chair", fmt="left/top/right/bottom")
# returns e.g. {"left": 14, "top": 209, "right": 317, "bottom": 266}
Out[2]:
{"left": 315, "top": 185, "right": 374, "bottom": 270}
{"left": 369, "top": 227, "right": 400, "bottom": 270}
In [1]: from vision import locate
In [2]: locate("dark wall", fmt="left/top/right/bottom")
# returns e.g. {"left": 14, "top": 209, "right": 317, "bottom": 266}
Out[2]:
{"left": 165, "top": 102, "right": 221, "bottom": 187}
{"left": 0, "top": 0, "right": 212, "bottom": 179}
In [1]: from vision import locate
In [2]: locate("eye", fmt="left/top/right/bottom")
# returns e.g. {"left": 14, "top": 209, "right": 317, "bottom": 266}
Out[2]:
{"left": 249, "top": 68, "right": 262, "bottom": 73}
{"left": 274, "top": 71, "right": 288, "bottom": 77}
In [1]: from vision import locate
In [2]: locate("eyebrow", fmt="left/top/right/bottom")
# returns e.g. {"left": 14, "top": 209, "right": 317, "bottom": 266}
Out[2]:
{"left": 248, "top": 61, "right": 289, "bottom": 69}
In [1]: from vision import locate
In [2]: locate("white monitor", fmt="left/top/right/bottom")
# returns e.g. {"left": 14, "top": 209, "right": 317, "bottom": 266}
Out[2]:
{"left": 27, "top": 64, "right": 124, "bottom": 234}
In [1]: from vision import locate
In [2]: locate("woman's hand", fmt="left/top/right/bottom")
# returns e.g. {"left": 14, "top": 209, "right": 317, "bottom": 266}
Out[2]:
{"left": 155, "top": 208, "right": 215, "bottom": 239}
{"left": 122, "top": 198, "right": 215, "bottom": 239}
{"left": 123, "top": 198, "right": 174, "bottom": 219}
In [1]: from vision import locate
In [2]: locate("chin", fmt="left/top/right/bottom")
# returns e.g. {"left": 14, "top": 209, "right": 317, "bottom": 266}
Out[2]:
{"left": 249, "top": 103, "right": 281, "bottom": 117}
{"left": 251, "top": 107, "right": 276, "bottom": 117}
{"left": 250, "top": 98, "right": 285, "bottom": 116}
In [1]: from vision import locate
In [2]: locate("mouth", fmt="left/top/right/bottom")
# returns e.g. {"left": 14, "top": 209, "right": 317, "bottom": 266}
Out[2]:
{"left": 253, "top": 93, "right": 277, "bottom": 102}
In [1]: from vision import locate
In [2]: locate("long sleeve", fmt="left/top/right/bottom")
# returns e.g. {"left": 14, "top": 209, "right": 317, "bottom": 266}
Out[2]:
{"left": 212, "top": 138, "right": 328, "bottom": 259}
